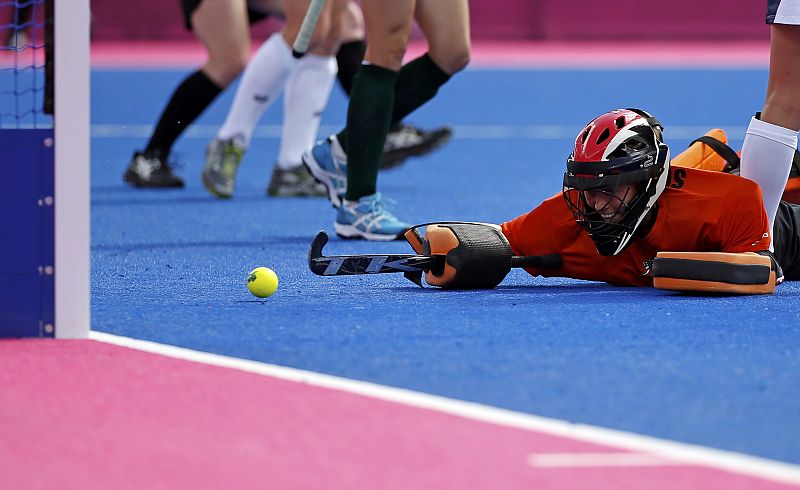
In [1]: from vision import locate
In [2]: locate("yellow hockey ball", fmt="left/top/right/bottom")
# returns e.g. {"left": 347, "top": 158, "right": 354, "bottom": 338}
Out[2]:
{"left": 247, "top": 267, "right": 279, "bottom": 298}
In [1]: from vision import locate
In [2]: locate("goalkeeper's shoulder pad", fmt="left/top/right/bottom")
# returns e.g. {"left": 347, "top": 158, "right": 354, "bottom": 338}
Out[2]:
{"left": 671, "top": 129, "right": 738, "bottom": 172}
{"left": 671, "top": 128, "right": 800, "bottom": 204}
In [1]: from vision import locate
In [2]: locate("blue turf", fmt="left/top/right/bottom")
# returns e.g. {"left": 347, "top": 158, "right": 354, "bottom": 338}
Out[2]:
{"left": 91, "top": 67, "right": 800, "bottom": 463}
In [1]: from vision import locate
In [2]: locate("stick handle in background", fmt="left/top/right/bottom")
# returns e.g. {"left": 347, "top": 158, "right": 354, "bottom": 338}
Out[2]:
{"left": 292, "top": 0, "right": 326, "bottom": 58}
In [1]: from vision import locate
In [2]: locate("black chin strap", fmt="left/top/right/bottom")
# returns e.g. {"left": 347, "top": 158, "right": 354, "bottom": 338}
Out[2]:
{"left": 626, "top": 107, "right": 663, "bottom": 133}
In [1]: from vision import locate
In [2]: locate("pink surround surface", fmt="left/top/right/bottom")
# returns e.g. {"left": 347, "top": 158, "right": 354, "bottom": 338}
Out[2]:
{"left": 0, "top": 339, "right": 796, "bottom": 489}
{"left": 89, "top": 40, "right": 770, "bottom": 69}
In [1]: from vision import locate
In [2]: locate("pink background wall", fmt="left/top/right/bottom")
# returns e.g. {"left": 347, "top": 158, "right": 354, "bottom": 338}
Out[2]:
{"left": 89, "top": 0, "right": 769, "bottom": 42}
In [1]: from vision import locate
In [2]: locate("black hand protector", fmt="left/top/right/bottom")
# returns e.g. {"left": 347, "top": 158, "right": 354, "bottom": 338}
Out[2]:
{"left": 403, "top": 222, "right": 513, "bottom": 289}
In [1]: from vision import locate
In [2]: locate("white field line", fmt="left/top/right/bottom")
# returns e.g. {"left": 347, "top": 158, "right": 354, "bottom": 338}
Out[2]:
{"left": 529, "top": 452, "right": 686, "bottom": 468}
{"left": 89, "top": 331, "right": 800, "bottom": 485}
{"left": 90, "top": 124, "right": 749, "bottom": 141}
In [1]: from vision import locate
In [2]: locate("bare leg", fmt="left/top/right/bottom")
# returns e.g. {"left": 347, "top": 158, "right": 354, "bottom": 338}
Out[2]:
{"left": 192, "top": 0, "right": 251, "bottom": 87}
{"left": 762, "top": 24, "right": 800, "bottom": 131}
{"left": 415, "top": 0, "right": 471, "bottom": 75}
{"left": 361, "top": 0, "right": 416, "bottom": 71}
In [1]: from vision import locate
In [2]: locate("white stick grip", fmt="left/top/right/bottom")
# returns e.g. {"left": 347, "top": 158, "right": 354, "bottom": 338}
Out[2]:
{"left": 292, "top": 0, "right": 326, "bottom": 58}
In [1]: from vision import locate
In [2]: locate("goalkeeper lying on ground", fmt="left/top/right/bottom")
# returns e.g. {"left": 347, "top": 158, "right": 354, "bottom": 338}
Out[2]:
{"left": 311, "top": 108, "right": 800, "bottom": 294}
{"left": 500, "top": 107, "right": 798, "bottom": 292}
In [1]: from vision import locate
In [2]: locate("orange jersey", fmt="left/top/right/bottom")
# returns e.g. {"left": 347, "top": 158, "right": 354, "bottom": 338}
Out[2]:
{"left": 500, "top": 167, "right": 770, "bottom": 287}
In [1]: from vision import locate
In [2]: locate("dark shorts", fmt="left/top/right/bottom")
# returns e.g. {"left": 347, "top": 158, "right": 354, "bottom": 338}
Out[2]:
{"left": 180, "top": 0, "right": 274, "bottom": 31}
{"left": 772, "top": 201, "right": 800, "bottom": 280}
{"left": 768, "top": 0, "right": 780, "bottom": 23}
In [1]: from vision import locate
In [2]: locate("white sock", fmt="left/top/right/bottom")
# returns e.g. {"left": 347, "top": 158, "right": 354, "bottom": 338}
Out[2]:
{"left": 740, "top": 116, "right": 798, "bottom": 250}
{"left": 277, "top": 54, "right": 337, "bottom": 170}
{"left": 217, "top": 33, "right": 297, "bottom": 148}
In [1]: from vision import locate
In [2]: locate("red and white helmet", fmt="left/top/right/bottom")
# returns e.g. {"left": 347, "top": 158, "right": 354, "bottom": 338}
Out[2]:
{"left": 563, "top": 108, "right": 670, "bottom": 256}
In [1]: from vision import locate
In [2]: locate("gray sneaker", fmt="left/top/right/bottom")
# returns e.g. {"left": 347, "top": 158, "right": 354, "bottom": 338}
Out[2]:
{"left": 266, "top": 164, "right": 327, "bottom": 197}
{"left": 201, "top": 138, "right": 245, "bottom": 198}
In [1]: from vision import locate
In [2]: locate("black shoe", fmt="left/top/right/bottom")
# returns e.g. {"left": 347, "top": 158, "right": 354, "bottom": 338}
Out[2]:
{"left": 380, "top": 123, "right": 453, "bottom": 170}
{"left": 266, "top": 164, "right": 327, "bottom": 197}
{"left": 123, "top": 151, "right": 184, "bottom": 188}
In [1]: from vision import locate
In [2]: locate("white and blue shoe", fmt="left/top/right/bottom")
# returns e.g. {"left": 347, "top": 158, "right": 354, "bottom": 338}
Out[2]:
{"left": 335, "top": 192, "right": 411, "bottom": 241}
{"left": 302, "top": 135, "right": 347, "bottom": 208}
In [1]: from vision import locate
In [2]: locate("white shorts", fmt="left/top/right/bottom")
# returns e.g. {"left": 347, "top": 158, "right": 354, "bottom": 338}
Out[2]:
{"left": 768, "top": 0, "right": 800, "bottom": 25}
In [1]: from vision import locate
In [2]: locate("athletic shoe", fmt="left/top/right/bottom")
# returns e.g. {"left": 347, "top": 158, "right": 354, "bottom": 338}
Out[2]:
{"left": 266, "top": 164, "right": 327, "bottom": 197}
{"left": 380, "top": 123, "right": 453, "bottom": 170}
{"left": 335, "top": 192, "right": 411, "bottom": 241}
{"left": 201, "top": 138, "right": 245, "bottom": 199}
{"left": 302, "top": 135, "right": 347, "bottom": 208}
{"left": 123, "top": 151, "right": 184, "bottom": 188}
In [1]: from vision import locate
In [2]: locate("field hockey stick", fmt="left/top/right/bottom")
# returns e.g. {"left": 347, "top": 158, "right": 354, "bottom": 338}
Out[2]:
{"left": 308, "top": 231, "right": 563, "bottom": 276}
{"left": 292, "top": 0, "right": 326, "bottom": 58}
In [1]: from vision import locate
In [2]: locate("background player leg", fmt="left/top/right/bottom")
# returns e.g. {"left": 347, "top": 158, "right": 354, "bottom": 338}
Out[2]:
{"left": 268, "top": 53, "right": 338, "bottom": 197}
{"left": 332, "top": 2, "right": 453, "bottom": 170}
{"left": 124, "top": 0, "right": 251, "bottom": 188}
{"left": 332, "top": 2, "right": 365, "bottom": 97}
{"left": 268, "top": 0, "right": 347, "bottom": 198}
{"left": 375, "top": 0, "right": 469, "bottom": 170}
{"left": 333, "top": 0, "right": 468, "bottom": 157}
{"left": 303, "top": 0, "right": 470, "bottom": 239}
{"left": 332, "top": 0, "right": 417, "bottom": 240}
{"left": 203, "top": 0, "right": 343, "bottom": 199}
{"left": 202, "top": 31, "right": 298, "bottom": 198}
{"left": 741, "top": 23, "right": 800, "bottom": 247}
{"left": 332, "top": 0, "right": 468, "bottom": 182}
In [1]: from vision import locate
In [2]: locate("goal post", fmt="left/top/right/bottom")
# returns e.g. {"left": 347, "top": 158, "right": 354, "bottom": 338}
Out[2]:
{"left": 0, "top": 0, "right": 90, "bottom": 338}
{"left": 54, "top": 0, "right": 90, "bottom": 338}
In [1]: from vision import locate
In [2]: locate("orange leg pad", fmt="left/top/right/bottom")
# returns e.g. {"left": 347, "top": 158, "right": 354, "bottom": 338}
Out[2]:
{"left": 652, "top": 252, "right": 776, "bottom": 295}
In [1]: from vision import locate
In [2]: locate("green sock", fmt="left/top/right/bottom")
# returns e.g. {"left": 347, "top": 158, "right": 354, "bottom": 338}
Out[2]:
{"left": 343, "top": 64, "right": 397, "bottom": 201}
{"left": 390, "top": 53, "right": 451, "bottom": 125}
{"left": 337, "top": 54, "right": 450, "bottom": 154}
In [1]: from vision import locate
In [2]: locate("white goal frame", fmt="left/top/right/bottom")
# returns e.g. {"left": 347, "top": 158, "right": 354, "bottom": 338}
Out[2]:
{"left": 53, "top": 0, "right": 90, "bottom": 338}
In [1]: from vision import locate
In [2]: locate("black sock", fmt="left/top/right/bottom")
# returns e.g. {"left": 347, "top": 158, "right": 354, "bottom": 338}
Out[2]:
{"left": 343, "top": 64, "right": 397, "bottom": 201}
{"left": 390, "top": 53, "right": 450, "bottom": 125}
{"left": 144, "top": 70, "right": 222, "bottom": 158}
{"left": 335, "top": 40, "right": 366, "bottom": 96}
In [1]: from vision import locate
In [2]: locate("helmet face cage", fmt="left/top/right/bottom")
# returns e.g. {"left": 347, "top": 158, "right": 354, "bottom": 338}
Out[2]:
{"left": 562, "top": 109, "right": 670, "bottom": 256}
